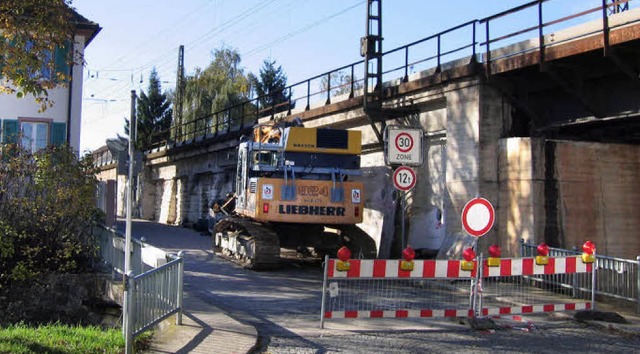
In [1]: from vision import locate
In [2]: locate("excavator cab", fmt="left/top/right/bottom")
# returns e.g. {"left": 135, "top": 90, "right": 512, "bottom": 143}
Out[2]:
{"left": 213, "top": 121, "right": 377, "bottom": 269}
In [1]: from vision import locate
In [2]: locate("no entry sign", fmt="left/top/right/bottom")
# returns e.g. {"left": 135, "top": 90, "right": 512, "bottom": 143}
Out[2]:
{"left": 461, "top": 197, "right": 495, "bottom": 237}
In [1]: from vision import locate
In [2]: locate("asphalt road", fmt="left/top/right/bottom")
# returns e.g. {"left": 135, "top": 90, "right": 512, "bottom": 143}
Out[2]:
{"left": 120, "top": 220, "right": 640, "bottom": 353}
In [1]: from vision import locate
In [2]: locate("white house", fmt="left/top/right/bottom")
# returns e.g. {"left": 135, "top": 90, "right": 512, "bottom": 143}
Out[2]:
{"left": 0, "top": 9, "right": 101, "bottom": 154}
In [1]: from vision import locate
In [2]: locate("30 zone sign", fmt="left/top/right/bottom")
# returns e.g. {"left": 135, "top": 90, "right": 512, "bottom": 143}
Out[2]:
{"left": 387, "top": 128, "right": 423, "bottom": 166}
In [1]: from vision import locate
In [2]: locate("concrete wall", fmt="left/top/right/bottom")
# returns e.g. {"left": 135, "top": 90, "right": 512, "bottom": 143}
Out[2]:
{"left": 123, "top": 78, "right": 640, "bottom": 261}
{"left": 143, "top": 142, "right": 238, "bottom": 227}
{"left": 551, "top": 141, "right": 640, "bottom": 259}
{"left": 498, "top": 138, "right": 545, "bottom": 256}
{"left": 497, "top": 138, "right": 640, "bottom": 260}
{"left": 437, "top": 80, "right": 509, "bottom": 258}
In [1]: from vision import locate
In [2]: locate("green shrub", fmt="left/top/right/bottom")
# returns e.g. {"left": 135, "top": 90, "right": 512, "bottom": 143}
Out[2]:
{"left": 0, "top": 144, "right": 102, "bottom": 294}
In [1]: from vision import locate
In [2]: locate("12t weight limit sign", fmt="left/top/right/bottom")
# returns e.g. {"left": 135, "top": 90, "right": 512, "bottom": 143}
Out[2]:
{"left": 393, "top": 166, "right": 416, "bottom": 191}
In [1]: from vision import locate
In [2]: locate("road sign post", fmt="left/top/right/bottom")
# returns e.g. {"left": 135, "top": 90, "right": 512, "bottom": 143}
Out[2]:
{"left": 392, "top": 166, "right": 417, "bottom": 250}
{"left": 385, "top": 126, "right": 424, "bottom": 252}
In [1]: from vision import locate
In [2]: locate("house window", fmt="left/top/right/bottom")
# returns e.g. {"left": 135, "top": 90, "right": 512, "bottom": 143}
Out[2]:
{"left": 23, "top": 41, "right": 69, "bottom": 82}
{"left": 21, "top": 120, "right": 49, "bottom": 152}
{"left": 1, "top": 119, "right": 66, "bottom": 150}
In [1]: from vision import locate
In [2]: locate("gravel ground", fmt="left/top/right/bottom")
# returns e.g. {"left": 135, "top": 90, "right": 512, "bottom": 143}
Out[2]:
{"left": 258, "top": 319, "right": 640, "bottom": 353}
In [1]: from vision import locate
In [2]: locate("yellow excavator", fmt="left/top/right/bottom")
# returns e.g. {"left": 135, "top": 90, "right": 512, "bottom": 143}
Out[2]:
{"left": 212, "top": 119, "right": 377, "bottom": 269}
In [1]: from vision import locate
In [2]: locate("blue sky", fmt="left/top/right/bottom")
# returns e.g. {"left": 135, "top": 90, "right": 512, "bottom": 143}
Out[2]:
{"left": 74, "top": 0, "right": 605, "bottom": 153}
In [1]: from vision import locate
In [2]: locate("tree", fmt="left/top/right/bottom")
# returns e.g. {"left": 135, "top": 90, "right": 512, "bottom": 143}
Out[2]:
{"left": 178, "top": 47, "right": 252, "bottom": 139}
{"left": 0, "top": 0, "right": 76, "bottom": 110}
{"left": 125, "top": 68, "right": 172, "bottom": 151}
{"left": 249, "top": 59, "right": 290, "bottom": 114}
{"left": 321, "top": 70, "right": 363, "bottom": 97}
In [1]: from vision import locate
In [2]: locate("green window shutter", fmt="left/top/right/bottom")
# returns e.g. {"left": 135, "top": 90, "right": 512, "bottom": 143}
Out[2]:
{"left": 2, "top": 119, "right": 18, "bottom": 144}
{"left": 51, "top": 122, "right": 67, "bottom": 146}
{"left": 54, "top": 43, "right": 70, "bottom": 79}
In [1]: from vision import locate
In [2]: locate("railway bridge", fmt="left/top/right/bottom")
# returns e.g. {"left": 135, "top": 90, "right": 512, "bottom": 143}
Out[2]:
{"left": 95, "top": 1, "right": 640, "bottom": 260}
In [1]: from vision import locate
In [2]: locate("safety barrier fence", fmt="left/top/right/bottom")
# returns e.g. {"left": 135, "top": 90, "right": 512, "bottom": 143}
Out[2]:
{"left": 478, "top": 255, "right": 593, "bottom": 317}
{"left": 521, "top": 240, "right": 640, "bottom": 312}
{"left": 320, "top": 248, "right": 595, "bottom": 328}
{"left": 95, "top": 224, "right": 184, "bottom": 346}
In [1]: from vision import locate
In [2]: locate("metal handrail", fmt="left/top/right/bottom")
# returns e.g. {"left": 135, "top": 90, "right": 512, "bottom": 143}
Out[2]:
{"left": 96, "top": 225, "right": 185, "bottom": 339}
{"left": 145, "top": 0, "right": 635, "bottom": 152}
{"left": 128, "top": 253, "right": 184, "bottom": 337}
{"left": 520, "top": 239, "right": 639, "bottom": 311}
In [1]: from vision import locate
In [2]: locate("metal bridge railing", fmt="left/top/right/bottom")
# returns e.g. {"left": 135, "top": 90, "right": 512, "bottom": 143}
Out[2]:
{"left": 125, "top": 254, "right": 184, "bottom": 338}
{"left": 95, "top": 225, "right": 184, "bottom": 342}
{"left": 95, "top": 225, "right": 147, "bottom": 276}
{"left": 520, "top": 239, "right": 640, "bottom": 312}
{"left": 147, "top": 0, "right": 636, "bottom": 153}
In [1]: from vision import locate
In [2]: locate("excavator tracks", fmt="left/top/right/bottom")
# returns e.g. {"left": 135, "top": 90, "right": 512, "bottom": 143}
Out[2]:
{"left": 335, "top": 224, "right": 378, "bottom": 259}
{"left": 213, "top": 217, "right": 282, "bottom": 270}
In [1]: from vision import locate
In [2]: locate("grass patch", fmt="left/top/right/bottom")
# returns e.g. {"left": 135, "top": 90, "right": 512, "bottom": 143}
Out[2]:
{"left": 0, "top": 323, "right": 152, "bottom": 354}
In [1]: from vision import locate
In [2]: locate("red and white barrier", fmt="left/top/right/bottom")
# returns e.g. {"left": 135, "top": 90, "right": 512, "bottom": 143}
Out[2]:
{"left": 321, "top": 249, "right": 595, "bottom": 328}
{"left": 481, "top": 302, "right": 591, "bottom": 317}
{"left": 325, "top": 309, "right": 475, "bottom": 319}
{"left": 327, "top": 259, "right": 476, "bottom": 279}
{"left": 327, "top": 256, "right": 591, "bottom": 279}
{"left": 482, "top": 256, "right": 592, "bottom": 277}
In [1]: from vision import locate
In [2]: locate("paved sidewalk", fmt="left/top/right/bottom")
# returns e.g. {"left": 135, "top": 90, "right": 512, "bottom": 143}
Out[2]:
{"left": 142, "top": 292, "right": 258, "bottom": 354}
{"left": 117, "top": 220, "right": 259, "bottom": 354}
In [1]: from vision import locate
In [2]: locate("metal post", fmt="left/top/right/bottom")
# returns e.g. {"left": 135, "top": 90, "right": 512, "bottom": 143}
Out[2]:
{"left": 401, "top": 191, "right": 406, "bottom": 251}
{"left": 177, "top": 251, "right": 184, "bottom": 325}
{"left": 538, "top": 0, "right": 545, "bottom": 70}
{"left": 602, "top": 0, "right": 610, "bottom": 57}
{"left": 436, "top": 34, "right": 441, "bottom": 71}
{"left": 306, "top": 80, "right": 311, "bottom": 111}
{"left": 320, "top": 255, "right": 330, "bottom": 329}
{"left": 636, "top": 256, "right": 640, "bottom": 314}
{"left": 403, "top": 47, "right": 409, "bottom": 82}
{"left": 476, "top": 253, "right": 484, "bottom": 318}
{"left": 124, "top": 271, "right": 135, "bottom": 354}
{"left": 326, "top": 73, "right": 332, "bottom": 105}
{"left": 591, "top": 250, "right": 597, "bottom": 311}
{"left": 471, "top": 21, "right": 476, "bottom": 61}
{"left": 485, "top": 20, "right": 491, "bottom": 77}
{"left": 124, "top": 90, "right": 136, "bottom": 353}
{"left": 125, "top": 90, "right": 136, "bottom": 276}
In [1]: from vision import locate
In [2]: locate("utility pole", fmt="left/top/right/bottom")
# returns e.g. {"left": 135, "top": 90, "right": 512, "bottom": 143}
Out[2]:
{"left": 123, "top": 89, "right": 136, "bottom": 354}
{"left": 125, "top": 90, "right": 137, "bottom": 278}
{"left": 173, "top": 45, "right": 185, "bottom": 141}
{"left": 361, "top": 0, "right": 385, "bottom": 144}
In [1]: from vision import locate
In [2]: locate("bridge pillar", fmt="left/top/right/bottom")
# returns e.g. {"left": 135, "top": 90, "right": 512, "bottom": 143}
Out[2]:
{"left": 437, "top": 80, "right": 506, "bottom": 258}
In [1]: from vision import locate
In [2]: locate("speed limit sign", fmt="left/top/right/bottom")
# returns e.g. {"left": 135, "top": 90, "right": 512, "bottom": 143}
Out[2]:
{"left": 386, "top": 127, "right": 423, "bottom": 166}
{"left": 393, "top": 166, "right": 416, "bottom": 191}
